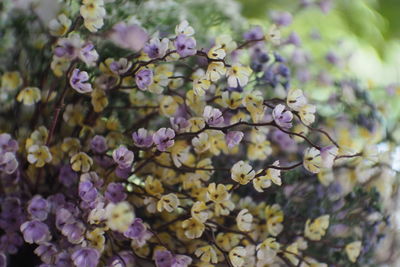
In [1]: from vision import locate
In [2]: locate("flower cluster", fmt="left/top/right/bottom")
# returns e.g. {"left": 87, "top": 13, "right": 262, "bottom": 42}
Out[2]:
{"left": 0, "top": 1, "right": 395, "bottom": 267}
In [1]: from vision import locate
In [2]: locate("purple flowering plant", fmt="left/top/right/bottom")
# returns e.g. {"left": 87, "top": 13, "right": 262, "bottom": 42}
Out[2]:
{"left": 0, "top": 0, "right": 397, "bottom": 267}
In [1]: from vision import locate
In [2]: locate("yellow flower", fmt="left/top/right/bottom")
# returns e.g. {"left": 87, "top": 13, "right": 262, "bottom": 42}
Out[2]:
{"left": 159, "top": 96, "right": 179, "bottom": 117}
{"left": 215, "top": 34, "right": 237, "bottom": 53}
{"left": 80, "top": 0, "right": 106, "bottom": 32}
{"left": 61, "top": 138, "right": 81, "bottom": 156}
{"left": 63, "top": 104, "right": 85, "bottom": 127}
{"left": 91, "top": 88, "right": 108, "bottom": 112}
{"left": 148, "top": 71, "right": 169, "bottom": 94}
{"left": 51, "top": 55, "right": 70, "bottom": 77}
{"left": 345, "top": 241, "right": 362, "bottom": 263}
{"left": 229, "top": 246, "right": 246, "bottom": 267}
{"left": 284, "top": 242, "right": 299, "bottom": 266}
{"left": 287, "top": 88, "right": 307, "bottom": 111}
{"left": 216, "top": 233, "right": 240, "bottom": 251}
{"left": 221, "top": 91, "right": 242, "bottom": 110}
{"left": 236, "top": 209, "right": 253, "bottom": 232}
{"left": 298, "top": 104, "right": 316, "bottom": 126}
{"left": 182, "top": 217, "right": 205, "bottom": 239}
{"left": 105, "top": 201, "right": 135, "bottom": 232}
{"left": 144, "top": 176, "right": 164, "bottom": 196}
{"left": 70, "top": 152, "right": 93, "bottom": 172}
{"left": 226, "top": 64, "right": 252, "bottom": 88}
{"left": 253, "top": 160, "right": 281, "bottom": 192}
{"left": 25, "top": 126, "right": 48, "bottom": 149}
{"left": 16, "top": 87, "right": 41, "bottom": 105}
{"left": 231, "top": 161, "right": 255, "bottom": 185}
{"left": 157, "top": 193, "right": 180, "bottom": 212}
{"left": 207, "top": 45, "right": 226, "bottom": 60}
{"left": 187, "top": 117, "right": 206, "bottom": 132}
{"left": 303, "top": 147, "right": 322, "bottom": 174}
{"left": 207, "top": 183, "right": 234, "bottom": 216}
{"left": 192, "top": 132, "right": 210, "bottom": 153}
{"left": 247, "top": 141, "right": 272, "bottom": 161}
{"left": 304, "top": 215, "right": 330, "bottom": 241}
{"left": 191, "top": 201, "right": 210, "bottom": 223}
{"left": 27, "top": 145, "right": 52, "bottom": 168}
{"left": 242, "top": 90, "right": 265, "bottom": 122}
{"left": 195, "top": 245, "right": 218, "bottom": 264}
{"left": 49, "top": 14, "right": 71, "bottom": 36}
{"left": 208, "top": 131, "right": 228, "bottom": 156}
{"left": 186, "top": 90, "right": 206, "bottom": 115}
{"left": 86, "top": 228, "right": 105, "bottom": 252}
{"left": 256, "top": 238, "right": 280, "bottom": 261}
{"left": 206, "top": 62, "right": 226, "bottom": 82}
{"left": 265, "top": 204, "right": 284, "bottom": 236}
{"left": 193, "top": 77, "right": 211, "bottom": 96}
{"left": 1, "top": 71, "right": 22, "bottom": 91}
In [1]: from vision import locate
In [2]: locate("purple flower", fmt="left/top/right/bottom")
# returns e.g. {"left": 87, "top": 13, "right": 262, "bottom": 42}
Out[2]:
{"left": 20, "top": 220, "right": 51, "bottom": 244}
{"left": 143, "top": 37, "right": 169, "bottom": 59}
{"left": 79, "top": 181, "right": 98, "bottom": 203}
{"left": 319, "top": 0, "right": 333, "bottom": 13}
{"left": 28, "top": 195, "right": 50, "bottom": 221}
{"left": 110, "top": 23, "right": 148, "bottom": 51}
{"left": 79, "top": 43, "right": 99, "bottom": 67}
{"left": 203, "top": 106, "right": 224, "bottom": 126}
{"left": 243, "top": 26, "right": 264, "bottom": 41}
{"left": 170, "top": 117, "right": 189, "bottom": 132}
{"left": 71, "top": 248, "right": 100, "bottom": 267}
{"left": 69, "top": 69, "right": 93, "bottom": 94}
{"left": 55, "top": 251, "right": 73, "bottom": 267}
{"left": 135, "top": 69, "right": 153, "bottom": 90}
{"left": 272, "top": 104, "right": 293, "bottom": 129}
{"left": 320, "top": 145, "right": 338, "bottom": 169}
{"left": 155, "top": 250, "right": 173, "bottom": 267}
{"left": 0, "top": 232, "right": 23, "bottom": 254}
{"left": 112, "top": 145, "right": 134, "bottom": 169}
{"left": 90, "top": 135, "right": 108, "bottom": 154}
{"left": 105, "top": 182, "right": 127, "bottom": 203}
{"left": 107, "top": 251, "right": 136, "bottom": 267}
{"left": 286, "top": 32, "right": 301, "bottom": 46}
{"left": 59, "top": 164, "right": 78, "bottom": 187}
{"left": 271, "top": 130, "right": 297, "bottom": 152}
{"left": 34, "top": 242, "right": 58, "bottom": 264}
{"left": 0, "top": 152, "right": 18, "bottom": 174}
{"left": 172, "top": 255, "right": 192, "bottom": 267}
{"left": 153, "top": 128, "right": 175, "bottom": 152}
{"left": 0, "top": 133, "right": 18, "bottom": 153}
{"left": 115, "top": 166, "right": 132, "bottom": 179}
{"left": 132, "top": 128, "right": 153, "bottom": 148}
{"left": 54, "top": 35, "right": 82, "bottom": 59}
{"left": 123, "top": 218, "right": 152, "bottom": 247}
{"left": 0, "top": 253, "right": 6, "bottom": 267}
{"left": 225, "top": 131, "right": 244, "bottom": 148}
{"left": 55, "top": 208, "right": 74, "bottom": 231}
{"left": 61, "top": 221, "right": 85, "bottom": 244}
{"left": 270, "top": 11, "right": 293, "bottom": 27}
{"left": 174, "top": 34, "right": 196, "bottom": 57}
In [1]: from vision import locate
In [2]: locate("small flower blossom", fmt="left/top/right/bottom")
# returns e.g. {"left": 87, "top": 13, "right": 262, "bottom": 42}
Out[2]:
{"left": 303, "top": 147, "right": 322, "bottom": 173}
{"left": 273, "top": 104, "right": 293, "bottom": 129}
{"left": 90, "top": 135, "right": 108, "bottom": 153}
{"left": 132, "top": 128, "right": 154, "bottom": 148}
{"left": 216, "top": 34, "right": 237, "bottom": 52}
{"left": 1, "top": 71, "right": 22, "bottom": 91}
{"left": 61, "top": 220, "right": 85, "bottom": 244}
{"left": 194, "top": 245, "right": 218, "bottom": 264}
{"left": 191, "top": 201, "right": 209, "bottom": 223}
{"left": 227, "top": 64, "right": 252, "bottom": 88}
{"left": 16, "top": 87, "right": 41, "bottom": 105}
{"left": 172, "top": 255, "right": 192, "bottom": 267}
{"left": 20, "top": 220, "right": 52, "bottom": 244}
{"left": 80, "top": 0, "right": 106, "bottom": 32}
{"left": 157, "top": 193, "right": 180, "bottom": 212}
{"left": 105, "top": 201, "right": 135, "bottom": 233}
{"left": 175, "top": 20, "right": 195, "bottom": 36}
{"left": 144, "top": 37, "right": 169, "bottom": 58}
{"left": 174, "top": 34, "right": 197, "bottom": 57}
{"left": 182, "top": 217, "right": 205, "bottom": 239}
{"left": 70, "top": 69, "right": 93, "bottom": 94}
{"left": 287, "top": 88, "right": 307, "bottom": 111}
{"left": 123, "top": 218, "right": 152, "bottom": 247}
{"left": 79, "top": 181, "right": 98, "bottom": 203}
{"left": 112, "top": 145, "right": 134, "bottom": 169}
{"left": 0, "top": 152, "right": 18, "bottom": 174}
{"left": 27, "top": 195, "right": 50, "bottom": 221}
{"left": 27, "top": 145, "right": 52, "bottom": 168}
{"left": 71, "top": 248, "right": 100, "bottom": 267}
{"left": 135, "top": 69, "right": 153, "bottom": 90}
{"left": 105, "top": 182, "right": 127, "bottom": 203}
{"left": 49, "top": 14, "right": 71, "bottom": 36}
{"left": 304, "top": 215, "right": 330, "bottom": 241}
{"left": 345, "top": 241, "right": 362, "bottom": 263}
{"left": 229, "top": 246, "right": 247, "bottom": 267}
{"left": 192, "top": 132, "right": 210, "bottom": 154}
{"left": 193, "top": 77, "right": 211, "bottom": 96}
{"left": 153, "top": 128, "right": 175, "bottom": 151}
{"left": 109, "top": 22, "right": 148, "bottom": 51}
{"left": 79, "top": 43, "right": 99, "bottom": 67}
{"left": 206, "top": 62, "right": 226, "bottom": 82}
{"left": 256, "top": 238, "right": 280, "bottom": 262}
{"left": 231, "top": 161, "right": 255, "bottom": 185}
{"left": 207, "top": 45, "right": 226, "bottom": 60}
{"left": 71, "top": 152, "right": 93, "bottom": 172}
{"left": 203, "top": 106, "right": 224, "bottom": 126}
{"left": 298, "top": 104, "right": 316, "bottom": 126}
{"left": 236, "top": 209, "right": 253, "bottom": 232}
{"left": 320, "top": 145, "right": 338, "bottom": 169}
{"left": 155, "top": 250, "right": 173, "bottom": 267}
{"left": 225, "top": 131, "right": 244, "bottom": 148}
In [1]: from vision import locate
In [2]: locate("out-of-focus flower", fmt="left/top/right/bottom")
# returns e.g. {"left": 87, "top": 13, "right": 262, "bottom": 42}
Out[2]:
{"left": 304, "top": 215, "right": 330, "bottom": 241}
{"left": 298, "top": 104, "right": 316, "bottom": 126}
{"left": 16, "top": 87, "right": 41, "bottom": 105}
{"left": 345, "top": 241, "right": 362, "bottom": 263}
{"left": 175, "top": 20, "right": 195, "bottom": 36}
{"left": 193, "top": 77, "right": 211, "bottom": 96}
{"left": 80, "top": 0, "right": 106, "bottom": 32}
{"left": 287, "top": 88, "right": 307, "bottom": 111}
{"left": 124, "top": 218, "right": 152, "bottom": 247}
{"left": 1, "top": 71, "right": 22, "bottom": 91}
{"left": 226, "top": 131, "right": 244, "bottom": 148}
{"left": 27, "top": 195, "right": 50, "bottom": 221}
{"left": 109, "top": 22, "right": 148, "bottom": 51}
{"left": 0, "top": 152, "right": 18, "bottom": 174}
{"left": 90, "top": 135, "right": 108, "bottom": 153}
{"left": 49, "top": 14, "right": 71, "bottom": 36}
{"left": 194, "top": 245, "right": 218, "bottom": 264}
{"left": 270, "top": 11, "right": 293, "bottom": 27}
{"left": 320, "top": 146, "right": 338, "bottom": 169}
{"left": 105, "top": 201, "right": 135, "bottom": 232}
{"left": 71, "top": 248, "right": 100, "bottom": 267}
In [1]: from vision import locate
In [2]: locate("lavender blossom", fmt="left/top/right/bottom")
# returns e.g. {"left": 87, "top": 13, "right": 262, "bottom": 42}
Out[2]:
{"left": 174, "top": 34, "right": 196, "bottom": 57}
{"left": 0, "top": 152, "right": 18, "bottom": 174}
{"left": 20, "top": 220, "right": 52, "bottom": 244}
{"left": 90, "top": 135, "right": 108, "bottom": 154}
{"left": 69, "top": 69, "right": 93, "bottom": 94}
{"left": 155, "top": 250, "right": 173, "bottom": 267}
{"left": 105, "top": 182, "right": 127, "bottom": 203}
{"left": 59, "top": 164, "right": 78, "bottom": 187}
{"left": 109, "top": 23, "right": 148, "bottom": 51}
{"left": 71, "top": 248, "right": 100, "bottom": 267}
{"left": 153, "top": 128, "right": 175, "bottom": 151}
{"left": 34, "top": 242, "right": 58, "bottom": 264}
{"left": 0, "top": 133, "right": 18, "bottom": 153}
{"left": 143, "top": 37, "right": 169, "bottom": 58}
{"left": 123, "top": 218, "right": 152, "bottom": 247}
{"left": 243, "top": 26, "right": 264, "bottom": 41}
{"left": 225, "top": 131, "right": 244, "bottom": 148}
{"left": 112, "top": 145, "right": 134, "bottom": 169}
{"left": 203, "top": 106, "right": 224, "bottom": 126}
{"left": 78, "top": 181, "right": 98, "bottom": 203}
{"left": 135, "top": 69, "right": 153, "bottom": 90}
{"left": 132, "top": 128, "right": 154, "bottom": 148}
{"left": 272, "top": 104, "right": 293, "bottom": 129}
{"left": 27, "top": 195, "right": 50, "bottom": 221}
{"left": 79, "top": 43, "right": 99, "bottom": 67}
